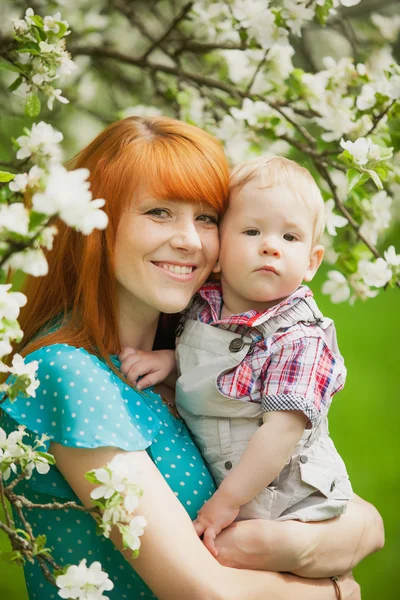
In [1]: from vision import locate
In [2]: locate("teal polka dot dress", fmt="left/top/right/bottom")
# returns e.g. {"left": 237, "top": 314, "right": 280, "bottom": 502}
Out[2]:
{"left": 1, "top": 344, "right": 216, "bottom": 599}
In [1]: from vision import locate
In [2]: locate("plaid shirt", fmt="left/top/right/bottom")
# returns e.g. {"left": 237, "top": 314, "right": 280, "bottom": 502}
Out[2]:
{"left": 186, "top": 282, "right": 346, "bottom": 427}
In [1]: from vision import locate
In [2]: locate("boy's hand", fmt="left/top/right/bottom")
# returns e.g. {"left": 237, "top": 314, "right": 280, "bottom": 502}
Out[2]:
{"left": 193, "top": 491, "right": 240, "bottom": 557}
{"left": 119, "top": 347, "right": 176, "bottom": 390}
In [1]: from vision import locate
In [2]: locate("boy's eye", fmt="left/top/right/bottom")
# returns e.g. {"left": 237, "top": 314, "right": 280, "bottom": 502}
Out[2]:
{"left": 283, "top": 233, "right": 296, "bottom": 241}
{"left": 244, "top": 229, "right": 260, "bottom": 236}
{"left": 197, "top": 214, "right": 219, "bottom": 225}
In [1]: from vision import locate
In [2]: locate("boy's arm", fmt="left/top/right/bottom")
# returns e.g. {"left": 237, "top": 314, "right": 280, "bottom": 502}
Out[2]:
{"left": 119, "top": 347, "right": 177, "bottom": 390}
{"left": 194, "top": 410, "right": 307, "bottom": 555}
{"left": 218, "top": 410, "right": 307, "bottom": 505}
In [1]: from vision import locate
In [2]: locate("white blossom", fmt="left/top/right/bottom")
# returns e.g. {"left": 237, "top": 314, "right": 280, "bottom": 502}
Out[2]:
{"left": 0, "top": 203, "right": 30, "bottom": 235}
{"left": 122, "top": 516, "right": 147, "bottom": 552}
{"left": 371, "top": 13, "right": 400, "bottom": 43}
{"left": 339, "top": 0, "right": 362, "bottom": 6}
{"left": 384, "top": 245, "right": 400, "bottom": 267}
{"left": 32, "top": 165, "right": 108, "bottom": 235}
{"left": 8, "top": 166, "right": 45, "bottom": 194}
{"left": 282, "top": 0, "right": 314, "bottom": 36}
{"left": 0, "top": 426, "right": 26, "bottom": 479}
{"left": 322, "top": 270, "right": 351, "bottom": 303}
{"left": 340, "top": 137, "right": 383, "bottom": 166}
{"left": 324, "top": 199, "right": 348, "bottom": 236}
{"left": 230, "top": 98, "right": 274, "bottom": 126}
{"left": 46, "top": 87, "right": 70, "bottom": 110}
{"left": 320, "top": 233, "right": 339, "bottom": 265}
{"left": 358, "top": 258, "right": 392, "bottom": 288}
{"left": 15, "top": 122, "right": 63, "bottom": 163}
{"left": 356, "top": 84, "right": 377, "bottom": 111}
{"left": 90, "top": 454, "right": 137, "bottom": 501}
{"left": 388, "top": 75, "right": 400, "bottom": 100}
{"left": 221, "top": 50, "right": 253, "bottom": 85}
{"left": 5, "top": 248, "right": 48, "bottom": 277}
{"left": 359, "top": 190, "right": 392, "bottom": 245}
{"left": 56, "top": 559, "right": 114, "bottom": 600}
{"left": 349, "top": 273, "right": 379, "bottom": 304}
{"left": 232, "top": 0, "right": 278, "bottom": 49}
{"left": 7, "top": 354, "right": 40, "bottom": 398}
{"left": 216, "top": 115, "right": 253, "bottom": 163}
{"left": 0, "top": 284, "right": 27, "bottom": 321}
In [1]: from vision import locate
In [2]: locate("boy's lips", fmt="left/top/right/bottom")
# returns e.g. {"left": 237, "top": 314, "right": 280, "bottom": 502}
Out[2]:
{"left": 256, "top": 265, "right": 279, "bottom": 275}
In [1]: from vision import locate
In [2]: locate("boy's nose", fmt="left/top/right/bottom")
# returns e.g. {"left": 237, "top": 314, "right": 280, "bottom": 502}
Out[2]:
{"left": 261, "top": 238, "right": 280, "bottom": 257}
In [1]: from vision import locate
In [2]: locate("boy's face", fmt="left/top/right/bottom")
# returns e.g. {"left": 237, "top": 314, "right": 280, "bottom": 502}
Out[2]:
{"left": 215, "top": 179, "right": 324, "bottom": 314}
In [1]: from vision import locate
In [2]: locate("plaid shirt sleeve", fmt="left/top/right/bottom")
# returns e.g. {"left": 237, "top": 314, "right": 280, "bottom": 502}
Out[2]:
{"left": 261, "top": 334, "right": 346, "bottom": 427}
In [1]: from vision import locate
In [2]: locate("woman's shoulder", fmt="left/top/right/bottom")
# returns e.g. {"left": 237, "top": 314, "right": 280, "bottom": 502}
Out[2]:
{"left": 3, "top": 343, "right": 163, "bottom": 453}
{"left": 25, "top": 343, "right": 109, "bottom": 369}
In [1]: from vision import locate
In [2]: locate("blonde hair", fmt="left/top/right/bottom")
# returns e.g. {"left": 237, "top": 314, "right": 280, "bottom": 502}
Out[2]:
{"left": 230, "top": 156, "right": 325, "bottom": 244}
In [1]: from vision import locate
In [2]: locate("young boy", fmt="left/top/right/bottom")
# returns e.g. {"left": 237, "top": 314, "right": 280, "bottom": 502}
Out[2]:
{"left": 119, "top": 156, "right": 353, "bottom": 557}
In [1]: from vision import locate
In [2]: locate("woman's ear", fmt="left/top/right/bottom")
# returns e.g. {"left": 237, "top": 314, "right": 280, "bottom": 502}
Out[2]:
{"left": 212, "top": 258, "right": 221, "bottom": 274}
{"left": 304, "top": 244, "right": 325, "bottom": 282}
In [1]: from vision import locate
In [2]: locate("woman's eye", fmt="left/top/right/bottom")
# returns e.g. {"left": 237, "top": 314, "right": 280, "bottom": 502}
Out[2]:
{"left": 197, "top": 214, "right": 219, "bottom": 225}
{"left": 283, "top": 233, "right": 296, "bottom": 241}
{"left": 244, "top": 229, "right": 260, "bottom": 236}
{"left": 146, "top": 208, "right": 170, "bottom": 218}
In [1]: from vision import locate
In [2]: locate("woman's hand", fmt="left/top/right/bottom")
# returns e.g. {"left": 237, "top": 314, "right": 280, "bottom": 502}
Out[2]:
{"left": 214, "top": 494, "right": 384, "bottom": 578}
{"left": 334, "top": 573, "right": 361, "bottom": 600}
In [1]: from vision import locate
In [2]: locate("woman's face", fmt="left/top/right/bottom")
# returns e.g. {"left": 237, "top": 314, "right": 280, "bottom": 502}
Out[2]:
{"left": 114, "top": 191, "right": 220, "bottom": 319}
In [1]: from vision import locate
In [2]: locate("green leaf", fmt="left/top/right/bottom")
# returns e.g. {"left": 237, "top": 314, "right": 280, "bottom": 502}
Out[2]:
{"left": 29, "top": 15, "right": 44, "bottom": 28}
{"left": 366, "top": 169, "right": 383, "bottom": 190}
{"left": 8, "top": 76, "right": 23, "bottom": 93}
{"left": 0, "top": 58, "right": 23, "bottom": 73}
{"left": 29, "top": 211, "right": 48, "bottom": 230}
{"left": 315, "top": 0, "right": 333, "bottom": 25}
{"left": 18, "top": 42, "right": 40, "bottom": 56}
{"left": 346, "top": 169, "right": 369, "bottom": 193}
{"left": 36, "top": 451, "right": 56, "bottom": 465}
{"left": 25, "top": 94, "right": 41, "bottom": 118}
{"left": 0, "top": 171, "right": 15, "bottom": 183}
{"left": 85, "top": 471, "right": 100, "bottom": 484}
{"left": 57, "top": 22, "right": 69, "bottom": 38}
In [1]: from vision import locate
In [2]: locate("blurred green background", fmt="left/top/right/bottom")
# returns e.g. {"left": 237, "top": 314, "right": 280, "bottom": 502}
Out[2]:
{"left": 0, "top": 265, "right": 399, "bottom": 599}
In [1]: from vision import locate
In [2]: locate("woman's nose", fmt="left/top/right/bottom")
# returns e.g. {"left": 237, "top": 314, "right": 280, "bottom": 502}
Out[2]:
{"left": 171, "top": 220, "right": 202, "bottom": 252}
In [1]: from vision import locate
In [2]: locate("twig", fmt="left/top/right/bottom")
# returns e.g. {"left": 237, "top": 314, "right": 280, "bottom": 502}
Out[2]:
{"left": 314, "top": 159, "right": 380, "bottom": 258}
{"left": 367, "top": 100, "right": 397, "bottom": 136}
{"left": 140, "top": 2, "right": 193, "bottom": 61}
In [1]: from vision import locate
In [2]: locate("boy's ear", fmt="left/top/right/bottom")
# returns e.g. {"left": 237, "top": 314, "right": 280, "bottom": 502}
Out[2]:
{"left": 304, "top": 245, "right": 325, "bottom": 282}
{"left": 212, "top": 258, "right": 221, "bottom": 274}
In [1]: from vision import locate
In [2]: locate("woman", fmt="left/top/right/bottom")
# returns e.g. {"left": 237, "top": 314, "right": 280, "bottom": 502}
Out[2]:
{"left": 2, "top": 117, "right": 383, "bottom": 600}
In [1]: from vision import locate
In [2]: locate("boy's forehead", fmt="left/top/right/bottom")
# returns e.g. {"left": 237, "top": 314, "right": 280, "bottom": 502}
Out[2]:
{"left": 224, "top": 180, "right": 315, "bottom": 226}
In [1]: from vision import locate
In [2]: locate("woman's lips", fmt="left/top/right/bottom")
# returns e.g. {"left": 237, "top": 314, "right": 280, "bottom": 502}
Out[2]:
{"left": 151, "top": 261, "right": 198, "bottom": 280}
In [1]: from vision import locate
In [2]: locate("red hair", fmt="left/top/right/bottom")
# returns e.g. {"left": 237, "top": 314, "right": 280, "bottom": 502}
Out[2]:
{"left": 16, "top": 117, "right": 229, "bottom": 364}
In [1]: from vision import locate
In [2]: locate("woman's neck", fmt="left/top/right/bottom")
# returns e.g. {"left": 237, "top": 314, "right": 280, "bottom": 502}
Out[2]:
{"left": 117, "top": 290, "right": 160, "bottom": 352}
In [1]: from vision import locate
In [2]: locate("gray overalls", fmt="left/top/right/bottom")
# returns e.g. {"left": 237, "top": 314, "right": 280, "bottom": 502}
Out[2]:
{"left": 175, "top": 296, "right": 353, "bottom": 522}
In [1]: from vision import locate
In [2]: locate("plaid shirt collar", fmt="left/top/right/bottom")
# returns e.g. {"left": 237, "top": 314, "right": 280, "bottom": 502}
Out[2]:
{"left": 197, "top": 282, "right": 313, "bottom": 328}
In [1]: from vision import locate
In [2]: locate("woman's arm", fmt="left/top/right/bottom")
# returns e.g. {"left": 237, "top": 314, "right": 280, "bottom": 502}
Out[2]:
{"left": 51, "top": 442, "right": 359, "bottom": 600}
{"left": 214, "top": 495, "right": 384, "bottom": 578}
